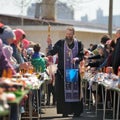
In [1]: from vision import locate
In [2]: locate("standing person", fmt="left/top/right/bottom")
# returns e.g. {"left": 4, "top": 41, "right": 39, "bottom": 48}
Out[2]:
{"left": 11, "top": 28, "right": 26, "bottom": 64}
{"left": 0, "top": 39, "right": 16, "bottom": 76}
{"left": 0, "top": 25, "right": 29, "bottom": 120}
{"left": 112, "top": 28, "right": 120, "bottom": 74}
{"left": 3, "top": 45, "right": 18, "bottom": 69}
{"left": 31, "top": 43, "right": 46, "bottom": 113}
{"left": 47, "top": 27, "right": 84, "bottom": 117}
{"left": 88, "top": 43, "right": 94, "bottom": 51}
{"left": 31, "top": 43, "right": 46, "bottom": 72}
{"left": 112, "top": 28, "right": 120, "bottom": 119}
{"left": 0, "top": 24, "right": 16, "bottom": 76}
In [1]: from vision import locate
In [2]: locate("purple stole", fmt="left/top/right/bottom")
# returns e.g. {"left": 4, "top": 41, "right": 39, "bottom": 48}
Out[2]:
{"left": 64, "top": 39, "right": 80, "bottom": 102}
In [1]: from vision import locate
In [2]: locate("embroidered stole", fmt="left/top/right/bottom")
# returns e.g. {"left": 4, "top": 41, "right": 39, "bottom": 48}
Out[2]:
{"left": 64, "top": 39, "right": 80, "bottom": 102}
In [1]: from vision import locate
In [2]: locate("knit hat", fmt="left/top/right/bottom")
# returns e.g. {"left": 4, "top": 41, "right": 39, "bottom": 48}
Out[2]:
{"left": 27, "top": 47, "right": 34, "bottom": 55}
{"left": 0, "top": 26, "right": 15, "bottom": 45}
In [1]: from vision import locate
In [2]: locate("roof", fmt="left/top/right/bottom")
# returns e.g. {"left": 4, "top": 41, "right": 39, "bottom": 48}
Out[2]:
{"left": 0, "top": 14, "right": 116, "bottom": 34}
{"left": 0, "top": 14, "right": 70, "bottom": 26}
{"left": 57, "top": 19, "right": 116, "bottom": 33}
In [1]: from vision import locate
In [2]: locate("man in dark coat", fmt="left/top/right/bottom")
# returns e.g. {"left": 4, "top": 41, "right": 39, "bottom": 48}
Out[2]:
{"left": 112, "top": 28, "right": 120, "bottom": 119}
{"left": 112, "top": 28, "right": 120, "bottom": 74}
{"left": 47, "top": 27, "right": 84, "bottom": 117}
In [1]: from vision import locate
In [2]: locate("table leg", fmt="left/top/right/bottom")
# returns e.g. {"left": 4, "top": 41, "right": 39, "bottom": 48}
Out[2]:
{"left": 84, "top": 81, "right": 87, "bottom": 104}
{"left": 36, "top": 90, "right": 40, "bottom": 120}
{"left": 103, "top": 88, "right": 107, "bottom": 120}
{"left": 29, "top": 91, "right": 32, "bottom": 120}
{"left": 113, "top": 91, "right": 116, "bottom": 119}
{"left": 89, "top": 87, "right": 92, "bottom": 110}
{"left": 17, "top": 104, "right": 21, "bottom": 120}
{"left": 95, "top": 83, "right": 98, "bottom": 116}
{"left": 116, "top": 92, "right": 120, "bottom": 120}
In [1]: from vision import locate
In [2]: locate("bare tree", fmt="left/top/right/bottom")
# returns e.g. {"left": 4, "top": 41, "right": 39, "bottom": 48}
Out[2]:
{"left": 56, "top": 0, "right": 96, "bottom": 10}
{"left": 14, "top": 0, "right": 32, "bottom": 15}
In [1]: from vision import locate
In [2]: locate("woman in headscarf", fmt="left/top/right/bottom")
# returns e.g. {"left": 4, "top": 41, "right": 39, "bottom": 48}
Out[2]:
{"left": 0, "top": 25, "right": 15, "bottom": 45}
{"left": 11, "top": 29, "right": 26, "bottom": 64}
{"left": 0, "top": 39, "right": 16, "bottom": 77}
{"left": 10, "top": 28, "right": 31, "bottom": 72}
{"left": 0, "top": 24, "right": 16, "bottom": 76}
{"left": 0, "top": 26, "right": 30, "bottom": 119}
{"left": 3, "top": 45, "right": 18, "bottom": 69}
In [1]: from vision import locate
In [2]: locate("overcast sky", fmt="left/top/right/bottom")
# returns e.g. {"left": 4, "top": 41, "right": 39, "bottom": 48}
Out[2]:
{"left": 0, "top": 0, "right": 120, "bottom": 21}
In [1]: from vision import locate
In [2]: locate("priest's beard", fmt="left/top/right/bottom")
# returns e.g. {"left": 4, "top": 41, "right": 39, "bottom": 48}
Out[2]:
{"left": 65, "top": 37, "right": 73, "bottom": 45}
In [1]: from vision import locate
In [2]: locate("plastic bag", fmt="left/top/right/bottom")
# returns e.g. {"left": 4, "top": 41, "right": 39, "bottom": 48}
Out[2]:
{"left": 65, "top": 69, "right": 78, "bottom": 82}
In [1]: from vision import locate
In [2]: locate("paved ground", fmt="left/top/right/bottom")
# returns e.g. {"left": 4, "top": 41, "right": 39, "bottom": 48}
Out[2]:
{"left": 40, "top": 104, "right": 111, "bottom": 120}
{"left": 21, "top": 90, "right": 114, "bottom": 120}
{"left": 21, "top": 101, "right": 114, "bottom": 120}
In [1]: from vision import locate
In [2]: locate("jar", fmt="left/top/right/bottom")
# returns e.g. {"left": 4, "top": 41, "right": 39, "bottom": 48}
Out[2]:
{"left": 105, "top": 67, "right": 113, "bottom": 74}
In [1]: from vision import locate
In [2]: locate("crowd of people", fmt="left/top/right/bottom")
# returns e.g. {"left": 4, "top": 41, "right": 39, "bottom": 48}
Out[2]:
{"left": 0, "top": 22, "right": 47, "bottom": 119}
{"left": 0, "top": 21, "right": 120, "bottom": 119}
{"left": 46, "top": 27, "right": 120, "bottom": 118}
{"left": 84, "top": 29, "right": 120, "bottom": 119}
{"left": 85, "top": 30, "right": 120, "bottom": 75}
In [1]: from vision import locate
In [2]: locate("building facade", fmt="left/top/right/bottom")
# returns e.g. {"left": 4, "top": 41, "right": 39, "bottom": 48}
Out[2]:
{"left": 0, "top": 14, "right": 115, "bottom": 53}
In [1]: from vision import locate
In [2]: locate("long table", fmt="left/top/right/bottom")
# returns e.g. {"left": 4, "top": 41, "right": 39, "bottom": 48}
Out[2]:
{"left": 83, "top": 72, "right": 120, "bottom": 120}
{"left": 8, "top": 90, "right": 29, "bottom": 120}
{"left": 21, "top": 80, "right": 47, "bottom": 120}
{"left": 102, "top": 84, "right": 120, "bottom": 120}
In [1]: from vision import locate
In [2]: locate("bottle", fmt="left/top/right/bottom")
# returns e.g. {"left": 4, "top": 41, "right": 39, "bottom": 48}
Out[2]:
{"left": 106, "top": 67, "right": 113, "bottom": 79}
{"left": 2, "top": 69, "right": 7, "bottom": 78}
{"left": 7, "top": 68, "right": 12, "bottom": 78}
{"left": 80, "top": 60, "right": 85, "bottom": 79}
